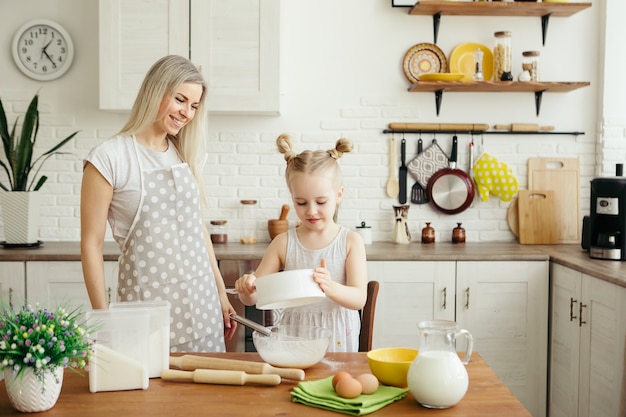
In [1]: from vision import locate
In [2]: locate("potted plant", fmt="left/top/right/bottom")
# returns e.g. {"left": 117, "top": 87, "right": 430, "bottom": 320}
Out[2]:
{"left": 0, "top": 303, "right": 94, "bottom": 412}
{"left": 0, "top": 94, "right": 78, "bottom": 245}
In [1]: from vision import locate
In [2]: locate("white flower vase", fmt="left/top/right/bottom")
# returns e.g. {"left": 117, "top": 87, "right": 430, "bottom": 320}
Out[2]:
{"left": 4, "top": 367, "right": 64, "bottom": 413}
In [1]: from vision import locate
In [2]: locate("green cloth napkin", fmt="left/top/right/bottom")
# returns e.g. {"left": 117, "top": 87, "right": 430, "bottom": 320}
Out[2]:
{"left": 290, "top": 376, "right": 409, "bottom": 416}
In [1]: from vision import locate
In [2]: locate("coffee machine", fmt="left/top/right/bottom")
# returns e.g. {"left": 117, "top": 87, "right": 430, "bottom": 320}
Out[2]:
{"left": 587, "top": 164, "right": 626, "bottom": 260}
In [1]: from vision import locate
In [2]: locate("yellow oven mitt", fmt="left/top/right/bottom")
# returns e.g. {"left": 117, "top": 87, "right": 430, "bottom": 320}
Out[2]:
{"left": 472, "top": 152, "right": 518, "bottom": 202}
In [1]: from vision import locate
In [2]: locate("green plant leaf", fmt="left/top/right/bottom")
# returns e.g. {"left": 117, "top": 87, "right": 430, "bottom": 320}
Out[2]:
{"left": 0, "top": 94, "right": 78, "bottom": 191}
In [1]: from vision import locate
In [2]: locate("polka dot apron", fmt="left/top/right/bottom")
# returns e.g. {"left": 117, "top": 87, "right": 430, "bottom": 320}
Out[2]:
{"left": 118, "top": 144, "right": 225, "bottom": 352}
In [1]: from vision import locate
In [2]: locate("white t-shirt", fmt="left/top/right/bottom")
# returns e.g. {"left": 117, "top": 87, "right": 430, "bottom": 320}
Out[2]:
{"left": 84, "top": 134, "right": 182, "bottom": 246}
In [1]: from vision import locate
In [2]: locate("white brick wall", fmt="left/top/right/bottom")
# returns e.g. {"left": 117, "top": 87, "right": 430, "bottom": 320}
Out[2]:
{"left": 0, "top": 0, "right": 624, "bottom": 246}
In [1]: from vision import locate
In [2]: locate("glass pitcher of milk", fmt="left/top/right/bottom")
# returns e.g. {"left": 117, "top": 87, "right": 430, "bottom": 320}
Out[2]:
{"left": 407, "top": 320, "right": 474, "bottom": 409}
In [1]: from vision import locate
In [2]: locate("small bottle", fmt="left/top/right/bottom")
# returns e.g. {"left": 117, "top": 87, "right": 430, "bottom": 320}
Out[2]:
{"left": 210, "top": 220, "right": 228, "bottom": 244}
{"left": 473, "top": 48, "right": 484, "bottom": 82}
{"left": 421, "top": 222, "right": 435, "bottom": 244}
{"left": 522, "top": 51, "right": 540, "bottom": 81}
{"left": 452, "top": 223, "right": 466, "bottom": 244}
{"left": 494, "top": 31, "right": 513, "bottom": 81}
{"left": 239, "top": 200, "right": 258, "bottom": 244}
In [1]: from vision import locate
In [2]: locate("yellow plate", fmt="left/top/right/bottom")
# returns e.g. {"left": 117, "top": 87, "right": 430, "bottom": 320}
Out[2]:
{"left": 418, "top": 73, "right": 464, "bottom": 81}
{"left": 449, "top": 43, "right": 494, "bottom": 82}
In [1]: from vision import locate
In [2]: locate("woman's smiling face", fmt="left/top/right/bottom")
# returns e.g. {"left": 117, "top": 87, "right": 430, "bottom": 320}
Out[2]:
{"left": 289, "top": 171, "right": 344, "bottom": 230}
{"left": 156, "top": 82, "right": 203, "bottom": 136}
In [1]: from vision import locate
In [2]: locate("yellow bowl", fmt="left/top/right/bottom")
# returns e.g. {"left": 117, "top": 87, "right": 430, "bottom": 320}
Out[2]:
{"left": 366, "top": 347, "right": 418, "bottom": 388}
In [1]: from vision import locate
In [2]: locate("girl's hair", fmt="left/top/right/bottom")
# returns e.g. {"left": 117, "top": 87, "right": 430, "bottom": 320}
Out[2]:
{"left": 276, "top": 133, "right": 353, "bottom": 189}
{"left": 117, "top": 55, "right": 208, "bottom": 201}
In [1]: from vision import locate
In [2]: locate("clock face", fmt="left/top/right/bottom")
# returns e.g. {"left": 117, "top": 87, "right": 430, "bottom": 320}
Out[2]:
{"left": 12, "top": 20, "right": 74, "bottom": 81}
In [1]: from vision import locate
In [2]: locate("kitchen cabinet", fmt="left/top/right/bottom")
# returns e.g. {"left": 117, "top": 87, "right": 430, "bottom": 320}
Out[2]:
{"left": 366, "top": 261, "right": 455, "bottom": 349}
{"left": 99, "top": 0, "right": 280, "bottom": 114}
{"left": 25, "top": 261, "right": 118, "bottom": 310}
{"left": 549, "top": 263, "right": 626, "bottom": 417}
{"left": 398, "top": 1, "right": 591, "bottom": 116}
{"left": 456, "top": 261, "right": 548, "bottom": 417}
{"left": 368, "top": 260, "right": 548, "bottom": 417}
{"left": 0, "top": 262, "right": 25, "bottom": 307}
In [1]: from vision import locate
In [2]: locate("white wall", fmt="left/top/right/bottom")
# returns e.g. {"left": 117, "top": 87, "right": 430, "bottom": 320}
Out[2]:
{"left": 0, "top": 0, "right": 621, "bottom": 244}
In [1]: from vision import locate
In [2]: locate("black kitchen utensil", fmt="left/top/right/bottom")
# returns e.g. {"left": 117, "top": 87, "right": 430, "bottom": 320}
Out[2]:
{"left": 399, "top": 138, "right": 408, "bottom": 204}
{"left": 411, "top": 138, "right": 429, "bottom": 204}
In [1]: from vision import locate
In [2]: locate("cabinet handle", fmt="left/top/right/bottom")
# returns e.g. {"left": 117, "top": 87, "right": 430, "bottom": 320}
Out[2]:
{"left": 9, "top": 287, "right": 13, "bottom": 309}
{"left": 569, "top": 297, "right": 578, "bottom": 321}
{"left": 464, "top": 287, "right": 470, "bottom": 309}
{"left": 579, "top": 302, "right": 587, "bottom": 327}
{"left": 442, "top": 287, "right": 447, "bottom": 309}
{"left": 107, "top": 287, "right": 112, "bottom": 305}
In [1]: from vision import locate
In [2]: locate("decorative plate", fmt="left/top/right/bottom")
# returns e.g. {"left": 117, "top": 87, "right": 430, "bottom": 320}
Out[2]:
{"left": 418, "top": 72, "right": 465, "bottom": 81}
{"left": 402, "top": 43, "right": 448, "bottom": 83}
{"left": 449, "top": 42, "right": 494, "bottom": 82}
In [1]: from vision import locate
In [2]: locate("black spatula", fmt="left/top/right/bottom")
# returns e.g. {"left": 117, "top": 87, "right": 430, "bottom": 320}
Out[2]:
{"left": 399, "top": 138, "right": 408, "bottom": 204}
{"left": 411, "top": 138, "right": 429, "bottom": 204}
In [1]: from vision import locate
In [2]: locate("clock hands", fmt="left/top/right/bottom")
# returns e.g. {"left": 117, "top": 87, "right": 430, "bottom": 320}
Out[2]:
{"left": 42, "top": 50, "right": 58, "bottom": 69}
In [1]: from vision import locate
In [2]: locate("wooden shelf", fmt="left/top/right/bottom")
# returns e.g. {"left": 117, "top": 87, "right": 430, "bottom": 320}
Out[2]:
{"left": 408, "top": 80, "right": 590, "bottom": 115}
{"left": 408, "top": 1, "right": 592, "bottom": 44}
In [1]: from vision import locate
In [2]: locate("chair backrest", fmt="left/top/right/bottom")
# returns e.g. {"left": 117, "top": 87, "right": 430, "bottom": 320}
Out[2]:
{"left": 359, "top": 280, "right": 380, "bottom": 352}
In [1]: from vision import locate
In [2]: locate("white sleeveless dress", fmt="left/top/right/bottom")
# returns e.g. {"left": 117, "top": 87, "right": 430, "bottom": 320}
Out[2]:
{"left": 278, "top": 226, "right": 360, "bottom": 352}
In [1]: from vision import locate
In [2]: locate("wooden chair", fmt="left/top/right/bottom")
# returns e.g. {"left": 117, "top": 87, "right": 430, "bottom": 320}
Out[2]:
{"left": 359, "top": 280, "right": 380, "bottom": 352}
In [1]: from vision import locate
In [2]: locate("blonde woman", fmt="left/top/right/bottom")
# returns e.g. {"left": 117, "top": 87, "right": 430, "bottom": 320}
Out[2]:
{"left": 81, "top": 55, "right": 236, "bottom": 352}
{"left": 236, "top": 134, "right": 368, "bottom": 352}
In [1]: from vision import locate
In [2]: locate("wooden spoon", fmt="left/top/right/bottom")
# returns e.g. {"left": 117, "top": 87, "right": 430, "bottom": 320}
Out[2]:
{"left": 386, "top": 136, "right": 399, "bottom": 198}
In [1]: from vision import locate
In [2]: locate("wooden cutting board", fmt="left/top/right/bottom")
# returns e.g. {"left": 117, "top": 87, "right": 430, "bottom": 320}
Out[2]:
{"left": 528, "top": 157, "right": 580, "bottom": 244}
{"left": 518, "top": 190, "right": 559, "bottom": 244}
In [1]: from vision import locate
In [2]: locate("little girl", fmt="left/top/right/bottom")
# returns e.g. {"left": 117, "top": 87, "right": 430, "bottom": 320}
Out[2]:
{"left": 235, "top": 134, "right": 368, "bottom": 352}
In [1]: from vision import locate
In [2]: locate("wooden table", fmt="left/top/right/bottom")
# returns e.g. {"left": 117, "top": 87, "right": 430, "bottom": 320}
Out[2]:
{"left": 0, "top": 352, "right": 532, "bottom": 416}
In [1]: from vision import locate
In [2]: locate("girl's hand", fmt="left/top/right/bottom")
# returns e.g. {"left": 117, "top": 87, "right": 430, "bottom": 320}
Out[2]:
{"left": 235, "top": 274, "right": 257, "bottom": 296}
{"left": 313, "top": 258, "right": 334, "bottom": 294}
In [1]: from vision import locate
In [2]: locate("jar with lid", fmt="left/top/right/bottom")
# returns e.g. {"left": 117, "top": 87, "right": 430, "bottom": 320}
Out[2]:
{"left": 522, "top": 51, "right": 540, "bottom": 81}
{"left": 494, "top": 31, "right": 513, "bottom": 81}
{"left": 452, "top": 223, "right": 466, "bottom": 244}
{"left": 210, "top": 220, "right": 228, "bottom": 244}
{"left": 421, "top": 222, "right": 435, "bottom": 244}
{"left": 239, "top": 200, "right": 258, "bottom": 244}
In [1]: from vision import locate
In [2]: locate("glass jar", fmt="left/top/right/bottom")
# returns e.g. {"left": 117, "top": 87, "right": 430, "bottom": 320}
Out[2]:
{"left": 210, "top": 220, "right": 228, "bottom": 244}
{"left": 239, "top": 200, "right": 258, "bottom": 244}
{"left": 494, "top": 31, "right": 512, "bottom": 81}
{"left": 522, "top": 50, "right": 540, "bottom": 81}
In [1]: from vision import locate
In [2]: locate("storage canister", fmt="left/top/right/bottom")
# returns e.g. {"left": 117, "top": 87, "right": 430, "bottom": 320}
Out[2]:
{"left": 356, "top": 221, "right": 372, "bottom": 244}
{"left": 494, "top": 31, "right": 513, "bottom": 81}
{"left": 239, "top": 200, "right": 258, "bottom": 244}
{"left": 522, "top": 51, "right": 540, "bottom": 81}
{"left": 210, "top": 220, "right": 228, "bottom": 244}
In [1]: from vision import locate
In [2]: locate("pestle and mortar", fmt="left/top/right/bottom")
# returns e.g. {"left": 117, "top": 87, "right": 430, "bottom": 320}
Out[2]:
{"left": 268, "top": 204, "right": 290, "bottom": 240}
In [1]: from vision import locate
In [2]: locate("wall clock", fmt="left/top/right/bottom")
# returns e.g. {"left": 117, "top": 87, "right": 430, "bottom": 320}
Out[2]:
{"left": 12, "top": 19, "right": 75, "bottom": 81}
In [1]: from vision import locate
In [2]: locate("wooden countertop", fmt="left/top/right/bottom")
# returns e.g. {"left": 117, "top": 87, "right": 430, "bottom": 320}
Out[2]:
{"left": 1, "top": 241, "right": 625, "bottom": 288}
{"left": 0, "top": 352, "right": 531, "bottom": 417}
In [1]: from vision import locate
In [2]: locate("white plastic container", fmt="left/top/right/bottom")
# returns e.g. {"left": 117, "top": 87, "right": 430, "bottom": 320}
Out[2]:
{"left": 255, "top": 269, "right": 325, "bottom": 310}
{"left": 86, "top": 309, "right": 150, "bottom": 392}
{"left": 109, "top": 300, "right": 171, "bottom": 378}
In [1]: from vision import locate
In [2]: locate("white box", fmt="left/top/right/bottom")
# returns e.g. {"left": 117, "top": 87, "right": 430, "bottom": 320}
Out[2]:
{"left": 109, "top": 300, "right": 171, "bottom": 378}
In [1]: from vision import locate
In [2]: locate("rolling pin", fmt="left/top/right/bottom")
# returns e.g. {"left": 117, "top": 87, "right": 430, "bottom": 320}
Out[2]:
{"left": 161, "top": 369, "right": 281, "bottom": 386}
{"left": 169, "top": 355, "right": 305, "bottom": 381}
{"left": 388, "top": 122, "right": 490, "bottom": 131}
{"left": 493, "top": 124, "right": 555, "bottom": 132}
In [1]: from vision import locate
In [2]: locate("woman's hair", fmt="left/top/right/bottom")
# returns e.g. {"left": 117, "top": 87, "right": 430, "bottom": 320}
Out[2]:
{"left": 117, "top": 55, "right": 208, "bottom": 199}
{"left": 276, "top": 133, "right": 353, "bottom": 190}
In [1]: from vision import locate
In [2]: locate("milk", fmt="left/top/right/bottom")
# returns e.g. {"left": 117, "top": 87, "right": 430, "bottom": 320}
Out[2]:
{"left": 407, "top": 350, "right": 469, "bottom": 408}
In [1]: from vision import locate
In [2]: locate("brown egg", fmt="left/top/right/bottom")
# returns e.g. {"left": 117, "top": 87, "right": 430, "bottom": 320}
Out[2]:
{"left": 335, "top": 376, "right": 363, "bottom": 399}
{"left": 332, "top": 371, "right": 352, "bottom": 389}
{"left": 356, "top": 373, "right": 379, "bottom": 394}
